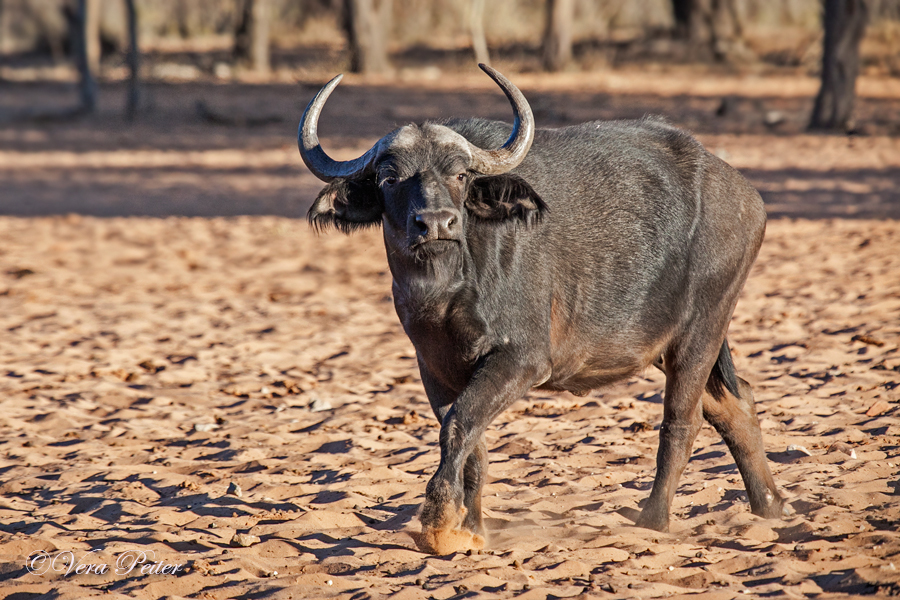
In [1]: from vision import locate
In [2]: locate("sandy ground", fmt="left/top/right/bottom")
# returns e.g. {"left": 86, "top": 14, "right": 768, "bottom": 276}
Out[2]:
{"left": 0, "top": 69, "right": 899, "bottom": 598}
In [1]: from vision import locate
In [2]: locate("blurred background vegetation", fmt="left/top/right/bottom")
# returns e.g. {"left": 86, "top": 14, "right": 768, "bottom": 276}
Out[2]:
{"left": 0, "top": 2, "right": 897, "bottom": 217}
{"left": 0, "top": 0, "right": 897, "bottom": 130}
{"left": 2, "top": 0, "right": 898, "bottom": 73}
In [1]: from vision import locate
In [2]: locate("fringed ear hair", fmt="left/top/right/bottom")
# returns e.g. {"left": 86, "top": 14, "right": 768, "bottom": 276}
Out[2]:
{"left": 465, "top": 174, "right": 547, "bottom": 225}
{"left": 307, "top": 178, "right": 384, "bottom": 234}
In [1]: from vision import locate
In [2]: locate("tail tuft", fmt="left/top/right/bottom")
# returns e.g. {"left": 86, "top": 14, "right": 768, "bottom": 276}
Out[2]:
{"left": 706, "top": 339, "right": 740, "bottom": 400}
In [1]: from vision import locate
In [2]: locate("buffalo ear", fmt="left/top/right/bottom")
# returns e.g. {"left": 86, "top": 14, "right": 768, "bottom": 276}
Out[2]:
{"left": 307, "top": 177, "right": 383, "bottom": 234}
{"left": 465, "top": 174, "right": 547, "bottom": 224}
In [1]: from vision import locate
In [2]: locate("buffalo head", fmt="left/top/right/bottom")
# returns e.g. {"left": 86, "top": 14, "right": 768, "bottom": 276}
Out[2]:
{"left": 299, "top": 65, "right": 547, "bottom": 259}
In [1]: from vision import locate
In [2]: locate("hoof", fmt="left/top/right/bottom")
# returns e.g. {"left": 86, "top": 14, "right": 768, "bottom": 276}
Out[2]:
{"left": 751, "top": 493, "right": 789, "bottom": 519}
{"left": 634, "top": 510, "right": 670, "bottom": 533}
{"left": 412, "top": 526, "right": 485, "bottom": 555}
{"left": 413, "top": 503, "right": 484, "bottom": 555}
{"left": 621, "top": 506, "right": 673, "bottom": 532}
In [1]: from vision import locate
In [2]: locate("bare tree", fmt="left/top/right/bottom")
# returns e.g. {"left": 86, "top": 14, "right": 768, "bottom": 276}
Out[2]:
{"left": 672, "top": 0, "right": 691, "bottom": 38}
{"left": 542, "top": 0, "right": 574, "bottom": 72}
{"left": 343, "top": 0, "right": 392, "bottom": 74}
{"left": 75, "top": 0, "right": 97, "bottom": 112}
{"left": 73, "top": 0, "right": 140, "bottom": 117}
{"left": 469, "top": 0, "right": 489, "bottom": 65}
{"left": 0, "top": 0, "right": 6, "bottom": 56}
{"left": 671, "top": 0, "right": 749, "bottom": 62}
{"left": 175, "top": 0, "right": 190, "bottom": 39}
{"left": 85, "top": 0, "right": 102, "bottom": 72}
{"left": 809, "top": 0, "right": 869, "bottom": 131}
{"left": 234, "top": 0, "right": 271, "bottom": 74}
{"left": 124, "top": 0, "right": 139, "bottom": 120}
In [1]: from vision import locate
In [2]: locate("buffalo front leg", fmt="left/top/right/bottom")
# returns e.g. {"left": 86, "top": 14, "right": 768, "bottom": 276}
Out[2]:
{"left": 419, "top": 365, "right": 488, "bottom": 541}
{"left": 702, "top": 375, "right": 785, "bottom": 518}
{"left": 460, "top": 435, "right": 489, "bottom": 535}
{"left": 415, "top": 352, "right": 543, "bottom": 554}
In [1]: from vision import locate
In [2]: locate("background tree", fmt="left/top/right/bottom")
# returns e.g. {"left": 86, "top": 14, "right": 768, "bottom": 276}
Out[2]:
{"left": 469, "top": 0, "right": 489, "bottom": 66}
{"left": 809, "top": 0, "right": 870, "bottom": 131}
{"left": 84, "top": 0, "right": 101, "bottom": 74}
{"left": 234, "top": 0, "right": 271, "bottom": 74}
{"left": 73, "top": 0, "right": 139, "bottom": 117}
{"left": 0, "top": 0, "right": 6, "bottom": 55}
{"left": 343, "top": 0, "right": 391, "bottom": 74}
{"left": 542, "top": 0, "right": 574, "bottom": 72}
{"left": 671, "top": 0, "right": 749, "bottom": 62}
{"left": 124, "top": 0, "right": 139, "bottom": 120}
{"left": 75, "top": 0, "right": 97, "bottom": 112}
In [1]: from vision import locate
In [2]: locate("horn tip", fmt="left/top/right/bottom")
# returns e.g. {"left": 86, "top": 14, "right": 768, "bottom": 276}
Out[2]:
{"left": 478, "top": 63, "right": 510, "bottom": 88}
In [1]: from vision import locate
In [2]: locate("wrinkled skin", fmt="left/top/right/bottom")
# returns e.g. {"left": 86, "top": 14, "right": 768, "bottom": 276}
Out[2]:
{"left": 306, "top": 114, "right": 785, "bottom": 552}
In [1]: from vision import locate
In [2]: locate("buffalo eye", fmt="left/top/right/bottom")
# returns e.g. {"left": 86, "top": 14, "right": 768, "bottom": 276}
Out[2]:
{"left": 382, "top": 175, "right": 398, "bottom": 188}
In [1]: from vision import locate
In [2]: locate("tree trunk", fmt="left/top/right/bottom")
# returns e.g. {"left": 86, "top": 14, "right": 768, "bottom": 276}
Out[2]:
{"left": 234, "top": 0, "right": 271, "bottom": 74}
{"left": 75, "top": 0, "right": 97, "bottom": 112}
{"left": 124, "top": 0, "right": 139, "bottom": 120}
{"left": 542, "top": 0, "right": 574, "bottom": 72}
{"left": 469, "top": 0, "right": 489, "bottom": 66}
{"left": 671, "top": 0, "right": 691, "bottom": 39}
{"left": 0, "top": 0, "right": 6, "bottom": 56}
{"left": 809, "top": 0, "right": 869, "bottom": 132}
{"left": 671, "top": 0, "right": 749, "bottom": 62}
{"left": 176, "top": 0, "right": 190, "bottom": 39}
{"left": 343, "top": 0, "right": 391, "bottom": 74}
{"left": 85, "top": 0, "right": 101, "bottom": 73}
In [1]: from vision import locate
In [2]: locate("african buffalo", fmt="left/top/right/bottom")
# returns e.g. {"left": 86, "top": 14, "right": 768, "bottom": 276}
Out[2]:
{"left": 298, "top": 65, "right": 785, "bottom": 554}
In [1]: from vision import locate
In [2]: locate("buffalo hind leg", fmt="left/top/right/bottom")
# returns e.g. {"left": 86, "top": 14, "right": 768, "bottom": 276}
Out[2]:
{"left": 637, "top": 339, "right": 785, "bottom": 532}
{"left": 702, "top": 375, "right": 785, "bottom": 518}
{"left": 635, "top": 359, "right": 705, "bottom": 532}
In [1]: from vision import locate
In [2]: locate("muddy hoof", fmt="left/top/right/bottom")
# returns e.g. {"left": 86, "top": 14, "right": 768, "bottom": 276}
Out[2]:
{"left": 414, "top": 503, "right": 484, "bottom": 554}
{"left": 412, "top": 526, "right": 485, "bottom": 555}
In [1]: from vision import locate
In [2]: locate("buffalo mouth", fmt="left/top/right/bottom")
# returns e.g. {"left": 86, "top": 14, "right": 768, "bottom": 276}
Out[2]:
{"left": 409, "top": 239, "right": 460, "bottom": 258}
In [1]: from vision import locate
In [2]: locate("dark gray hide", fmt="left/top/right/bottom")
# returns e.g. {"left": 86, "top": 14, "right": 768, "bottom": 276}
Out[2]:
{"left": 301, "top": 67, "right": 784, "bottom": 552}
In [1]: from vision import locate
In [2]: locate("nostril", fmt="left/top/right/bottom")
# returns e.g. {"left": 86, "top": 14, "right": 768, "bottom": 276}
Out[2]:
{"left": 413, "top": 211, "right": 459, "bottom": 238}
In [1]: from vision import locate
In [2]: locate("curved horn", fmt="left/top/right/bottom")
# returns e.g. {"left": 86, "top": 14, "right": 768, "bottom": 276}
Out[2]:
{"left": 298, "top": 74, "right": 381, "bottom": 182}
{"left": 467, "top": 64, "right": 535, "bottom": 175}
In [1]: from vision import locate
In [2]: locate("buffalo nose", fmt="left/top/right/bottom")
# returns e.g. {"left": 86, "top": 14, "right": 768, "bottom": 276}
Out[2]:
{"left": 413, "top": 209, "right": 460, "bottom": 240}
